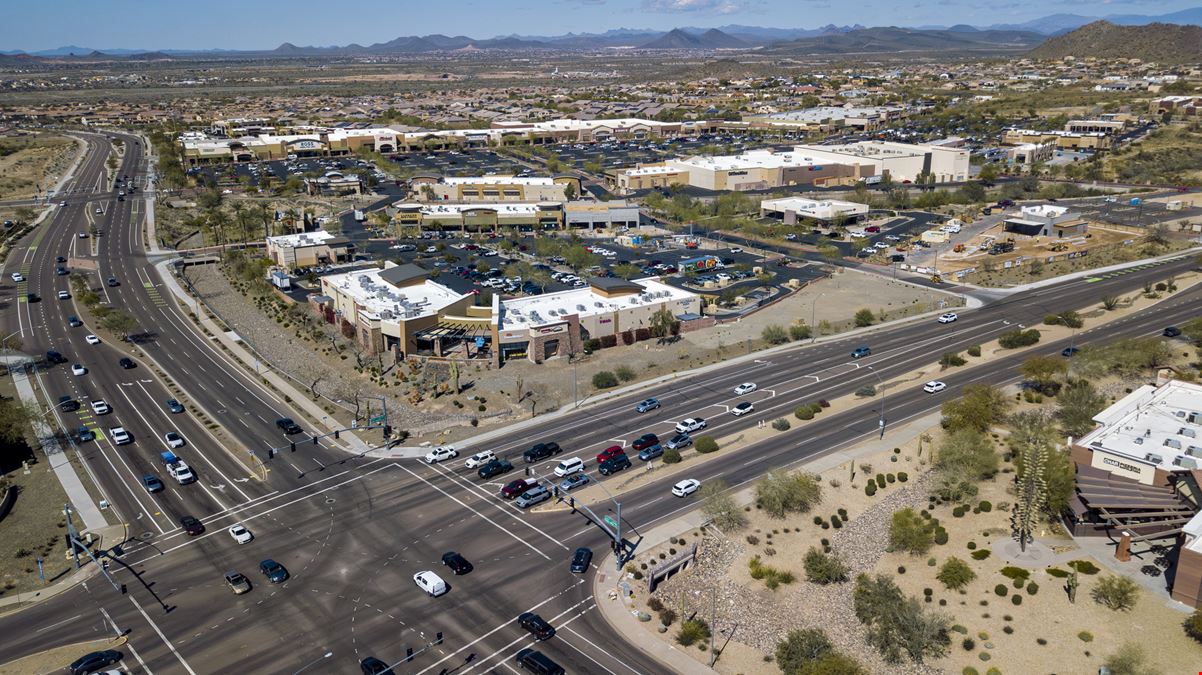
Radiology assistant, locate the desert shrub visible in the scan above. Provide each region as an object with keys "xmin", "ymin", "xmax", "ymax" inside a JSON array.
[
  {"xmin": 998, "ymin": 328, "xmax": 1041, "ymax": 349},
  {"xmin": 1185, "ymin": 608, "xmax": 1202, "ymax": 643},
  {"xmin": 937, "ymin": 557, "xmax": 976, "ymax": 591},
  {"xmin": 592, "ymin": 371, "xmax": 618, "ymax": 389},
  {"xmin": 853, "ymin": 574, "xmax": 951, "ymax": 663},
  {"xmin": 978, "ymin": 500, "xmax": 992, "ymax": 512},
  {"xmin": 1027, "ymin": 582, "xmax": 1039, "ymax": 596},
  {"xmin": 804, "ymin": 547, "xmax": 849, "ymax": 585},
  {"xmin": 971, "ymin": 549, "xmax": 991, "ymax": 560},
  {"xmin": 1092, "ymin": 575, "xmax": 1139, "ymax": 611},
  {"xmin": 994, "ymin": 584, "xmax": 1008, "ymax": 597},
  {"xmin": 749, "ymin": 556, "xmax": 795, "ymax": 590},
  {"xmin": 662, "ymin": 448, "xmax": 682, "ymax": 464},
  {"xmin": 755, "ymin": 469, "xmax": 822, "ymax": 518},
  {"xmin": 677, "ymin": 618, "xmax": 711, "ymax": 646},
  {"xmin": 898, "ymin": 472, "xmax": 909, "ymax": 482},
  {"xmin": 615, "ymin": 365, "xmax": 636, "ymax": 382},
  {"xmin": 1011, "ymin": 595, "xmax": 1022, "ymax": 606},
  {"xmin": 1078, "ymin": 631, "xmax": 1093, "ymax": 642},
  {"xmin": 1000, "ymin": 566, "xmax": 1030, "ymax": 581},
  {"xmin": 941, "ymin": 351, "xmax": 967, "ymax": 368},
  {"xmin": 934, "ymin": 528, "xmax": 949, "ymax": 545},
  {"xmin": 762, "ymin": 324, "xmax": 790, "ymax": 345},
  {"xmin": 1103, "ymin": 643, "xmax": 1155, "ymax": 675},
  {"xmin": 772, "ymin": 418, "xmax": 791, "ymax": 431},
  {"xmin": 695, "ymin": 436, "xmax": 719, "ymax": 454},
  {"xmin": 1068, "ymin": 560, "xmax": 1101, "ymax": 575},
  {"xmin": 866, "ymin": 482, "xmax": 877, "ymax": 496},
  {"xmin": 967, "ymin": 344, "xmax": 981, "ymax": 357},
  {"xmin": 889, "ymin": 508, "xmax": 935, "ymax": 555},
  {"xmin": 794, "ymin": 406, "xmax": 815, "ymax": 421}
]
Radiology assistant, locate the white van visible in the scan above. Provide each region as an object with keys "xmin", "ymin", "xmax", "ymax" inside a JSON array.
[
  {"xmin": 554, "ymin": 457, "xmax": 585, "ymax": 477},
  {"xmin": 413, "ymin": 571, "xmax": 448, "ymax": 597},
  {"xmin": 942, "ymin": 222, "xmax": 962, "ymax": 234}
]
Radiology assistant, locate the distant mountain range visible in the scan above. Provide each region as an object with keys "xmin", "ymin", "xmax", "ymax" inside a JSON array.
[
  {"xmin": 4, "ymin": 9, "xmax": 1202, "ymax": 58},
  {"xmin": 1027, "ymin": 20, "xmax": 1202, "ymax": 62}
]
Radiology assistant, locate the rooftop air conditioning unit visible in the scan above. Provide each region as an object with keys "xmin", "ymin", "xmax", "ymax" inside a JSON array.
[
  {"xmin": 1133, "ymin": 437, "xmax": 1144, "ymax": 445},
  {"xmin": 1144, "ymin": 452, "xmax": 1164, "ymax": 464},
  {"xmin": 1165, "ymin": 438, "xmax": 1183, "ymax": 450},
  {"xmin": 1181, "ymin": 428, "xmax": 1198, "ymax": 439}
]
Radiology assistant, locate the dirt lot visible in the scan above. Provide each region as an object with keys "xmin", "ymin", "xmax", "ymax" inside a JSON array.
[{"xmin": 0, "ymin": 134, "xmax": 78, "ymax": 202}]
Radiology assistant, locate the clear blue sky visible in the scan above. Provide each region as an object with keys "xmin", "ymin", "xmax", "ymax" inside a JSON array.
[{"xmin": 0, "ymin": 0, "xmax": 1193, "ymax": 51}]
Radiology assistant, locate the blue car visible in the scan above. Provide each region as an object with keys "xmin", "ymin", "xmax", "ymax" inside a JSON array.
[
  {"xmin": 559, "ymin": 473, "xmax": 590, "ymax": 492},
  {"xmin": 851, "ymin": 346, "xmax": 871, "ymax": 359},
  {"xmin": 635, "ymin": 397, "xmax": 660, "ymax": 413},
  {"xmin": 259, "ymin": 559, "xmax": 289, "ymax": 583},
  {"xmin": 638, "ymin": 444, "xmax": 664, "ymax": 461}
]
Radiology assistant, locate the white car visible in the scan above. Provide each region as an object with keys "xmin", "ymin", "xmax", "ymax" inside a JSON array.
[
  {"xmin": 729, "ymin": 247, "xmax": 743, "ymax": 253},
  {"xmin": 85, "ymin": 334, "xmax": 101, "ymax": 345},
  {"xmin": 10, "ymin": 273, "xmax": 23, "ymax": 283},
  {"xmin": 424, "ymin": 446, "xmax": 458, "ymax": 464},
  {"xmin": 90, "ymin": 399, "xmax": 111, "ymax": 415},
  {"xmin": 71, "ymin": 363, "xmax": 87, "ymax": 376},
  {"xmin": 424, "ymin": 246, "xmax": 437, "ymax": 253},
  {"xmin": 672, "ymin": 479, "xmax": 701, "ymax": 498},
  {"xmin": 731, "ymin": 401, "xmax": 754, "ymax": 417},
  {"xmin": 923, "ymin": 381, "xmax": 947, "ymax": 394},
  {"xmin": 938, "ymin": 313, "xmax": 958, "ymax": 324},
  {"xmin": 675, "ymin": 418, "xmax": 707, "ymax": 434},
  {"xmin": 413, "ymin": 570, "xmax": 448, "ymax": 597},
  {"xmin": 734, "ymin": 382, "xmax": 757, "ymax": 396},
  {"xmin": 228, "ymin": 524, "xmax": 253, "ymax": 544},
  {"xmin": 57, "ymin": 290, "xmax": 70, "ymax": 300},
  {"xmin": 464, "ymin": 450, "xmax": 496, "ymax": 468},
  {"xmin": 110, "ymin": 426, "xmax": 131, "ymax": 445},
  {"xmin": 164, "ymin": 431, "xmax": 185, "ymax": 448}
]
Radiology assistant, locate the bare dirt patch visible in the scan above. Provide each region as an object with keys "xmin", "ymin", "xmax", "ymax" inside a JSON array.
[{"xmin": 0, "ymin": 134, "xmax": 78, "ymax": 201}]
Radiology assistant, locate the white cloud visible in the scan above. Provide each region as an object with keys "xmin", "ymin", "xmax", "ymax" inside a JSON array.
[{"xmin": 642, "ymin": 0, "xmax": 748, "ymax": 14}]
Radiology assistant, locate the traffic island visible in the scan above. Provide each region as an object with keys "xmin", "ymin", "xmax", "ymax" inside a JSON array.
[{"xmin": 0, "ymin": 637, "xmax": 126, "ymax": 675}]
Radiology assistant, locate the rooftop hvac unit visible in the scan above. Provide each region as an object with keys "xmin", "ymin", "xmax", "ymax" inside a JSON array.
[
  {"xmin": 576, "ymin": 304, "xmax": 586, "ymax": 311},
  {"xmin": 1181, "ymin": 427, "xmax": 1198, "ymax": 439},
  {"xmin": 1187, "ymin": 445, "xmax": 1202, "ymax": 459},
  {"xmin": 1133, "ymin": 437, "xmax": 1144, "ymax": 445},
  {"xmin": 1165, "ymin": 438, "xmax": 1183, "ymax": 450},
  {"xmin": 594, "ymin": 302, "xmax": 604, "ymax": 308},
  {"xmin": 1144, "ymin": 452, "xmax": 1164, "ymax": 464},
  {"xmin": 1174, "ymin": 456, "xmax": 1202, "ymax": 470},
  {"xmin": 1188, "ymin": 411, "xmax": 1202, "ymax": 425}
]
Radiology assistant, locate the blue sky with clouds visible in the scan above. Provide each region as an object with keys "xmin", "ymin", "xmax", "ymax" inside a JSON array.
[{"xmin": 0, "ymin": 0, "xmax": 1194, "ymax": 51}]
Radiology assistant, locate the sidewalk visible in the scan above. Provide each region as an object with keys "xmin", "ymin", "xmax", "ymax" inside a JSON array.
[
  {"xmin": 153, "ymin": 260, "xmax": 372, "ymax": 455},
  {"xmin": 7, "ymin": 360, "xmax": 108, "ymax": 532}
]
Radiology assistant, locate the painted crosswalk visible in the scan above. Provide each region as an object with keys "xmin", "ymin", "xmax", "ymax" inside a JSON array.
[{"xmin": 143, "ymin": 281, "xmax": 167, "ymax": 307}]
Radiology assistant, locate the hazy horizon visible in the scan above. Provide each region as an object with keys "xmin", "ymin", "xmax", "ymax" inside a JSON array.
[{"xmin": 0, "ymin": 0, "xmax": 1196, "ymax": 52}]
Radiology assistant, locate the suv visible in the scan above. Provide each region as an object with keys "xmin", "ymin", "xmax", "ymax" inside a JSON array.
[
  {"xmin": 515, "ymin": 485, "xmax": 551, "ymax": 509},
  {"xmin": 598, "ymin": 454, "xmax": 632, "ymax": 476},
  {"xmin": 276, "ymin": 417, "xmax": 302, "ymax": 434},
  {"xmin": 665, "ymin": 433, "xmax": 692, "ymax": 450},
  {"xmin": 595, "ymin": 445, "xmax": 626, "ymax": 464},
  {"xmin": 501, "ymin": 478, "xmax": 537, "ymax": 499},
  {"xmin": 635, "ymin": 397, "xmax": 660, "ymax": 413},
  {"xmin": 477, "ymin": 459, "xmax": 514, "ymax": 479},
  {"xmin": 514, "ymin": 649, "xmax": 565, "ymax": 675},
  {"xmin": 424, "ymin": 446, "xmax": 458, "ymax": 464},
  {"xmin": 58, "ymin": 395, "xmax": 80, "ymax": 412},
  {"xmin": 141, "ymin": 474, "xmax": 164, "ymax": 493},
  {"xmin": 631, "ymin": 433, "xmax": 659, "ymax": 452},
  {"xmin": 518, "ymin": 612, "xmax": 556, "ymax": 640},
  {"xmin": 523, "ymin": 442, "xmax": 561, "ymax": 463},
  {"xmin": 180, "ymin": 515, "xmax": 205, "ymax": 536},
  {"xmin": 570, "ymin": 547, "xmax": 593, "ymax": 573}
]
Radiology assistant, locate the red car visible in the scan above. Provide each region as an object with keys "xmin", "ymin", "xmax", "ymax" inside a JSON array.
[
  {"xmin": 631, "ymin": 434, "xmax": 659, "ymax": 452},
  {"xmin": 596, "ymin": 445, "xmax": 626, "ymax": 464},
  {"xmin": 865, "ymin": 226, "xmax": 880, "ymax": 233},
  {"xmin": 501, "ymin": 478, "xmax": 536, "ymax": 499}
]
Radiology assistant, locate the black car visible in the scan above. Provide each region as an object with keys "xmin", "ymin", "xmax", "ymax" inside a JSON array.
[
  {"xmin": 56, "ymin": 266, "xmax": 68, "ymax": 275},
  {"xmin": 570, "ymin": 547, "xmax": 593, "ymax": 573},
  {"xmin": 276, "ymin": 417, "xmax": 303, "ymax": 434},
  {"xmin": 360, "ymin": 657, "xmax": 395, "ymax": 675},
  {"xmin": 67, "ymin": 315, "xmax": 82, "ymax": 327},
  {"xmin": 26, "ymin": 293, "xmax": 39, "ymax": 302},
  {"xmin": 118, "ymin": 357, "xmax": 136, "ymax": 369},
  {"xmin": 598, "ymin": 454, "xmax": 632, "ymax": 476},
  {"xmin": 58, "ymin": 395, "xmax": 80, "ymax": 412},
  {"xmin": 106, "ymin": 277, "xmax": 119, "ymax": 287},
  {"xmin": 477, "ymin": 458, "xmax": 515, "ymax": 479},
  {"xmin": 56, "ymin": 256, "xmax": 67, "ymax": 263},
  {"xmin": 441, "ymin": 551, "xmax": 473, "ymax": 575},
  {"xmin": 69, "ymin": 650, "xmax": 123, "ymax": 675},
  {"xmin": 518, "ymin": 612, "xmax": 556, "ymax": 640},
  {"xmin": 523, "ymin": 441, "xmax": 562, "ymax": 463},
  {"xmin": 1061, "ymin": 346, "xmax": 1079, "ymax": 358},
  {"xmin": 46, "ymin": 350, "xmax": 67, "ymax": 364},
  {"xmin": 515, "ymin": 648, "xmax": 564, "ymax": 675},
  {"xmin": 1164, "ymin": 326, "xmax": 1183, "ymax": 338},
  {"xmin": 180, "ymin": 515, "xmax": 204, "ymax": 536}
]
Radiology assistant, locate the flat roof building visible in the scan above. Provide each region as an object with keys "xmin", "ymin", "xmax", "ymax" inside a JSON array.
[
  {"xmin": 759, "ymin": 197, "xmax": 870, "ymax": 224},
  {"xmin": 789, "ymin": 141, "xmax": 971, "ymax": 184},
  {"xmin": 305, "ymin": 171, "xmax": 363, "ymax": 196},
  {"xmin": 744, "ymin": 105, "xmax": 908, "ymax": 132},
  {"xmin": 265, "ymin": 230, "xmax": 354, "ymax": 269},
  {"xmin": 409, "ymin": 175, "xmax": 580, "ymax": 203},
  {"xmin": 616, "ymin": 148, "xmax": 866, "ymax": 193},
  {"xmin": 1003, "ymin": 204, "xmax": 1088, "ymax": 239},
  {"xmin": 392, "ymin": 201, "xmax": 565, "ymax": 233},
  {"xmin": 1001, "ymin": 128, "xmax": 1111, "ymax": 150}
]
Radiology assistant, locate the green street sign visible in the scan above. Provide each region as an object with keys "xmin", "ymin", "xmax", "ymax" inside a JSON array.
[
  {"xmin": 603, "ymin": 515, "xmax": 618, "ymax": 530},
  {"xmin": 369, "ymin": 415, "xmax": 386, "ymax": 425}
]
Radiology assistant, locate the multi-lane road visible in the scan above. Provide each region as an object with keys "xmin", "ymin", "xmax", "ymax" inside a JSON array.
[{"xmin": 0, "ymin": 131, "xmax": 1199, "ymax": 675}]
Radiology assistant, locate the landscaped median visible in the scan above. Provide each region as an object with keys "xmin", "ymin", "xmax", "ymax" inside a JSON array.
[{"xmin": 0, "ymin": 637, "xmax": 125, "ymax": 675}]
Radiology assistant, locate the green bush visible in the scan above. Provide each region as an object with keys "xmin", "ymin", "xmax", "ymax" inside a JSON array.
[
  {"xmin": 592, "ymin": 371, "xmax": 619, "ymax": 388},
  {"xmin": 941, "ymin": 351, "xmax": 967, "ymax": 368},
  {"xmin": 762, "ymin": 324, "xmax": 790, "ymax": 345},
  {"xmin": 995, "ymin": 584, "xmax": 1008, "ymax": 597},
  {"xmin": 999, "ymin": 329, "xmax": 1041, "ymax": 349},
  {"xmin": 898, "ymin": 472, "xmax": 909, "ymax": 482},
  {"xmin": 1027, "ymin": 582, "xmax": 1039, "ymax": 596},
  {"xmin": 866, "ymin": 483, "xmax": 877, "ymax": 496},
  {"xmin": 788, "ymin": 323, "xmax": 812, "ymax": 341},
  {"xmin": 978, "ymin": 500, "xmax": 992, "ymax": 512},
  {"xmin": 1091, "ymin": 575, "xmax": 1139, "ymax": 611},
  {"xmin": 1011, "ymin": 595, "xmax": 1023, "ymax": 606},
  {"xmin": 803, "ymin": 547, "xmax": 849, "ymax": 585},
  {"xmin": 1069, "ymin": 560, "xmax": 1101, "ymax": 575},
  {"xmin": 854, "ymin": 308, "xmax": 875, "ymax": 327},
  {"xmin": 962, "ymin": 637, "xmax": 976, "ymax": 651},
  {"xmin": 1046, "ymin": 567, "xmax": 1069, "ymax": 578},
  {"xmin": 886, "ymin": 473, "xmax": 896, "ymax": 484},
  {"xmin": 875, "ymin": 474, "xmax": 886, "ymax": 488},
  {"xmin": 967, "ymin": 344, "xmax": 982, "ymax": 357},
  {"xmin": 662, "ymin": 448, "xmax": 682, "ymax": 464},
  {"xmin": 677, "ymin": 618, "xmax": 711, "ymax": 646},
  {"xmin": 771, "ymin": 418, "xmax": 791, "ymax": 431},
  {"xmin": 889, "ymin": 508, "xmax": 936, "ymax": 555},
  {"xmin": 695, "ymin": 436, "xmax": 719, "ymax": 454},
  {"xmin": 831, "ymin": 515, "xmax": 843, "ymax": 528},
  {"xmin": 937, "ymin": 557, "xmax": 977, "ymax": 591},
  {"xmin": 615, "ymin": 365, "xmax": 636, "ymax": 382},
  {"xmin": 934, "ymin": 528, "xmax": 949, "ymax": 545},
  {"xmin": 583, "ymin": 338, "xmax": 601, "ymax": 354},
  {"xmin": 1000, "ymin": 566, "xmax": 1030, "ymax": 581},
  {"xmin": 971, "ymin": 549, "xmax": 991, "ymax": 560},
  {"xmin": 1078, "ymin": 631, "xmax": 1093, "ymax": 642},
  {"xmin": 794, "ymin": 406, "xmax": 815, "ymax": 421},
  {"xmin": 749, "ymin": 556, "xmax": 796, "ymax": 590},
  {"xmin": 1185, "ymin": 608, "xmax": 1202, "ymax": 643}
]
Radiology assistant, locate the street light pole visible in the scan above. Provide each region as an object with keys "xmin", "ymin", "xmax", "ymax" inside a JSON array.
[
  {"xmin": 868, "ymin": 366, "xmax": 886, "ymax": 439},
  {"xmin": 810, "ymin": 292, "xmax": 825, "ymax": 344}
]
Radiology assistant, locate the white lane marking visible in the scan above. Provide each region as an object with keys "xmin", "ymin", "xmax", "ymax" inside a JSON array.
[
  {"xmin": 101, "ymin": 607, "xmax": 152, "ymax": 674},
  {"xmin": 128, "ymin": 593, "xmax": 196, "ymax": 675}
]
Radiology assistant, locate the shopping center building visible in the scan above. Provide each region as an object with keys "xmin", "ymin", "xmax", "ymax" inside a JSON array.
[{"xmin": 409, "ymin": 175, "xmax": 581, "ymax": 203}]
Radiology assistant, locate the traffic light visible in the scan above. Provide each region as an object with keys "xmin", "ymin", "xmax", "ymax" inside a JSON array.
[
  {"xmin": 289, "ymin": 441, "xmax": 296, "ymax": 452},
  {"xmin": 524, "ymin": 466, "xmax": 530, "ymax": 477},
  {"xmin": 312, "ymin": 436, "xmax": 319, "ymax": 445},
  {"xmin": 405, "ymin": 647, "xmax": 414, "ymax": 662},
  {"xmin": 333, "ymin": 429, "xmax": 340, "ymax": 439},
  {"xmin": 435, "ymin": 631, "xmax": 443, "ymax": 645},
  {"xmin": 383, "ymin": 425, "xmax": 392, "ymax": 439},
  {"xmin": 268, "ymin": 448, "xmax": 276, "ymax": 458}
]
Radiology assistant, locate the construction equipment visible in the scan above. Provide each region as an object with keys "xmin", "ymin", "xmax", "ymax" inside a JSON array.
[{"xmin": 930, "ymin": 274, "xmax": 943, "ymax": 284}]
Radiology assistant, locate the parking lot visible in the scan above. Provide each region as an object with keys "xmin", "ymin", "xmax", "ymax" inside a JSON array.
[
  {"xmin": 386, "ymin": 148, "xmax": 532, "ymax": 178},
  {"xmin": 188, "ymin": 157, "xmax": 407, "ymax": 198}
]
